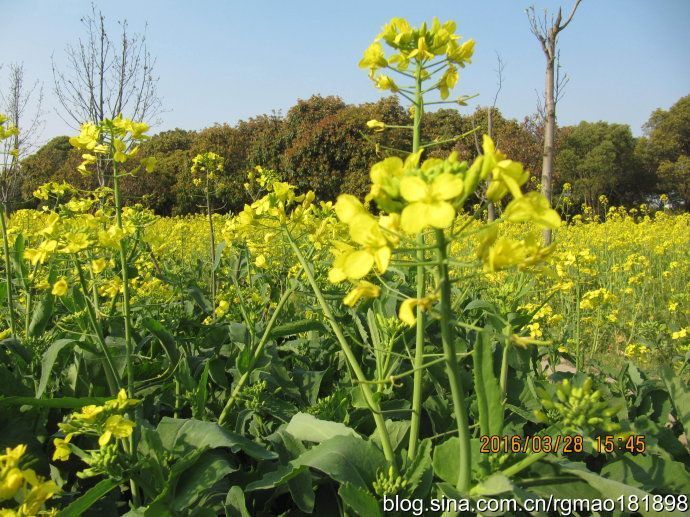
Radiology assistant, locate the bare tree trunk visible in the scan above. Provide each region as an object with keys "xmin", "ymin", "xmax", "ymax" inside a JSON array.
[
  {"xmin": 528, "ymin": 0, "xmax": 582, "ymax": 244},
  {"xmin": 541, "ymin": 53, "xmax": 556, "ymax": 243}
]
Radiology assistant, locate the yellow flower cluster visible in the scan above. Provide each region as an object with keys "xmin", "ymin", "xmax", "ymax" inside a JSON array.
[
  {"xmin": 53, "ymin": 389, "xmax": 139, "ymax": 464},
  {"xmin": 359, "ymin": 17, "xmax": 474, "ymax": 101},
  {"xmin": 70, "ymin": 115, "xmax": 155, "ymax": 176},
  {"xmin": 0, "ymin": 445, "xmax": 58, "ymax": 516}
]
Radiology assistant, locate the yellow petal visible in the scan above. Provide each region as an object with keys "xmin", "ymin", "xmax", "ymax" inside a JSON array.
[
  {"xmin": 504, "ymin": 192, "xmax": 561, "ymax": 229},
  {"xmin": 342, "ymin": 250, "xmax": 374, "ymax": 280},
  {"xmin": 431, "ymin": 173, "xmax": 463, "ymax": 201},
  {"xmin": 400, "ymin": 203, "xmax": 428, "ymax": 234},
  {"xmin": 373, "ymin": 246, "xmax": 391, "ymax": 273},
  {"xmin": 399, "ymin": 298, "xmax": 418, "ymax": 326},
  {"xmin": 426, "ymin": 201, "xmax": 456, "ymax": 229},
  {"xmin": 335, "ymin": 194, "xmax": 366, "ymax": 224},
  {"xmin": 399, "ymin": 176, "xmax": 429, "ymax": 202}
]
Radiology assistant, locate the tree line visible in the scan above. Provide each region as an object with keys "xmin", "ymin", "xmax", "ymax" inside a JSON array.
[{"xmin": 17, "ymin": 93, "xmax": 689, "ymax": 215}]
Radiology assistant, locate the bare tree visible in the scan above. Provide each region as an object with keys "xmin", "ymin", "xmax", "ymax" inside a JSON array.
[
  {"xmin": 1, "ymin": 63, "xmax": 44, "ymax": 209},
  {"xmin": 52, "ymin": 4, "xmax": 162, "ymax": 185},
  {"xmin": 527, "ymin": 0, "xmax": 582, "ymax": 244}
]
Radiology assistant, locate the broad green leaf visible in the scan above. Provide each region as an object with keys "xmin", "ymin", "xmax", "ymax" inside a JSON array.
[
  {"xmin": 245, "ymin": 464, "xmax": 306, "ymax": 491},
  {"xmin": 57, "ymin": 478, "xmax": 120, "ymax": 517},
  {"xmin": 555, "ymin": 459, "xmax": 665, "ymax": 517},
  {"xmin": 601, "ymin": 455, "xmax": 690, "ymax": 494},
  {"xmin": 371, "ymin": 419, "xmax": 410, "ymax": 453},
  {"xmin": 172, "ymin": 451, "xmax": 236, "ymax": 512},
  {"xmin": 338, "ymin": 482, "xmax": 382, "ymax": 517},
  {"xmin": 474, "ymin": 331, "xmax": 503, "ymax": 436},
  {"xmin": 28, "ymin": 291, "xmax": 54, "ymax": 338},
  {"xmin": 285, "ymin": 412, "xmax": 359, "ymax": 443},
  {"xmin": 292, "ymin": 435, "xmax": 386, "ymax": 489},
  {"xmin": 661, "ymin": 367, "xmax": 690, "ymax": 434},
  {"xmin": 156, "ymin": 417, "xmax": 276, "ymax": 460},
  {"xmin": 37, "ymin": 339, "xmax": 75, "ymax": 398},
  {"xmin": 470, "ymin": 474, "xmax": 514, "ymax": 496},
  {"xmin": 224, "ymin": 486, "xmax": 251, "ymax": 517},
  {"xmin": 433, "ymin": 437, "xmax": 460, "ymax": 485}
]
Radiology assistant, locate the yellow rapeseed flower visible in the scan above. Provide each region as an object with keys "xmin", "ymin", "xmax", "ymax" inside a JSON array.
[{"xmin": 399, "ymin": 173, "xmax": 463, "ymax": 233}]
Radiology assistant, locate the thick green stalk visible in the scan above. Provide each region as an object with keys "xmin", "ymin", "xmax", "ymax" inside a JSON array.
[
  {"xmin": 286, "ymin": 231, "xmax": 398, "ymax": 470},
  {"xmin": 436, "ymin": 230, "xmax": 471, "ymax": 492},
  {"xmin": 111, "ymin": 160, "xmax": 133, "ymax": 397},
  {"xmin": 206, "ymin": 182, "xmax": 216, "ymax": 316},
  {"xmin": 408, "ymin": 61, "xmax": 426, "ymax": 460},
  {"xmin": 218, "ymin": 286, "xmax": 294, "ymax": 425},
  {"xmin": 499, "ymin": 341, "xmax": 510, "ymax": 399},
  {"xmin": 74, "ymin": 259, "xmax": 120, "ymax": 393},
  {"xmin": 111, "ymin": 150, "xmax": 140, "ymax": 508},
  {"xmin": 0, "ymin": 206, "xmax": 17, "ymax": 339}
]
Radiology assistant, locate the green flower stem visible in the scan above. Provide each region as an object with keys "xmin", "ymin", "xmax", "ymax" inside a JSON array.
[
  {"xmin": 111, "ymin": 149, "xmax": 141, "ymax": 508},
  {"xmin": 500, "ymin": 341, "xmax": 510, "ymax": 399},
  {"xmin": 74, "ymin": 259, "xmax": 120, "ymax": 394},
  {"xmin": 286, "ymin": 230, "xmax": 398, "ymax": 471},
  {"xmin": 436, "ymin": 229, "xmax": 472, "ymax": 492},
  {"xmin": 218, "ymin": 285, "xmax": 295, "ymax": 425},
  {"xmin": 111, "ymin": 159, "xmax": 134, "ymax": 397},
  {"xmin": 23, "ymin": 263, "xmax": 37, "ymax": 338},
  {"xmin": 0, "ymin": 206, "xmax": 17, "ymax": 339},
  {"xmin": 408, "ymin": 60, "xmax": 426, "ymax": 461},
  {"xmin": 500, "ymin": 451, "xmax": 548, "ymax": 479},
  {"xmin": 206, "ymin": 180, "xmax": 216, "ymax": 316}
]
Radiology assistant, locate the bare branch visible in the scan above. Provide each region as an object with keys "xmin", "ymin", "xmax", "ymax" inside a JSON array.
[{"xmin": 559, "ymin": 0, "xmax": 583, "ymax": 32}]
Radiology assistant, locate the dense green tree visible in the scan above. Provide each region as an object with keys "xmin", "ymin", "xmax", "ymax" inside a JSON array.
[
  {"xmin": 638, "ymin": 95, "xmax": 690, "ymax": 208},
  {"xmin": 555, "ymin": 121, "xmax": 642, "ymax": 207}
]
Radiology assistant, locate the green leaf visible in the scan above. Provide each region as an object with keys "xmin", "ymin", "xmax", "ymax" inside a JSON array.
[
  {"xmin": 270, "ymin": 319, "xmax": 325, "ymax": 339},
  {"xmin": 28, "ymin": 290, "xmax": 54, "ymax": 338},
  {"xmin": 474, "ymin": 331, "xmax": 503, "ymax": 436},
  {"xmin": 371, "ymin": 419, "xmax": 409, "ymax": 453},
  {"xmin": 338, "ymin": 482, "xmax": 382, "ymax": 517},
  {"xmin": 433, "ymin": 437, "xmax": 459, "ymax": 485},
  {"xmin": 245, "ymin": 464, "xmax": 306, "ymax": 491},
  {"xmin": 57, "ymin": 478, "xmax": 121, "ymax": 517},
  {"xmin": 661, "ymin": 366, "xmax": 690, "ymax": 435},
  {"xmin": 470, "ymin": 474, "xmax": 514, "ymax": 496},
  {"xmin": 0, "ymin": 338, "xmax": 31, "ymax": 366},
  {"xmin": 213, "ymin": 242, "xmax": 226, "ymax": 271},
  {"xmin": 193, "ymin": 361, "xmax": 210, "ymax": 419},
  {"xmin": 188, "ymin": 284, "xmax": 212, "ymax": 313},
  {"xmin": 171, "ymin": 451, "xmax": 237, "ymax": 512},
  {"xmin": 601, "ymin": 455, "xmax": 690, "ymax": 494},
  {"xmin": 235, "ymin": 345, "xmax": 251, "ymax": 375},
  {"xmin": 224, "ymin": 486, "xmax": 251, "ymax": 517},
  {"xmin": 142, "ymin": 318, "xmax": 181, "ymax": 363},
  {"xmin": 156, "ymin": 417, "xmax": 276, "ymax": 460},
  {"xmin": 292, "ymin": 435, "xmax": 386, "ymax": 489},
  {"xmin": 404, "ymin": 438, "xmax": 432, "ymax": 496},
  {"xmin": 10, "ymin": 233, "xmax": 27, "ymax": 283},
  {"xmin": 285, "ymin": 412, "xmax": 359, "ymax": 443},
  {"xmin": 36, "ymin": 339, "xmax": 75, "ymax": 398},
  {"xmin": 555, "ymin": 459, "xmax": 664, "ymax": 517}
]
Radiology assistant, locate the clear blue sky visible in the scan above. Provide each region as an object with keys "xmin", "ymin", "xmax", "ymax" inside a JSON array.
[{"xmin": 2, "ymin": 0, "xmax": 689, "ymax": 143}]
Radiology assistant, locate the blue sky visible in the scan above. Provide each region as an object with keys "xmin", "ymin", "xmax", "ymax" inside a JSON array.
[{"xmin": 2, "ymin": 0, "xmax": 689, "ymax": 143}]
